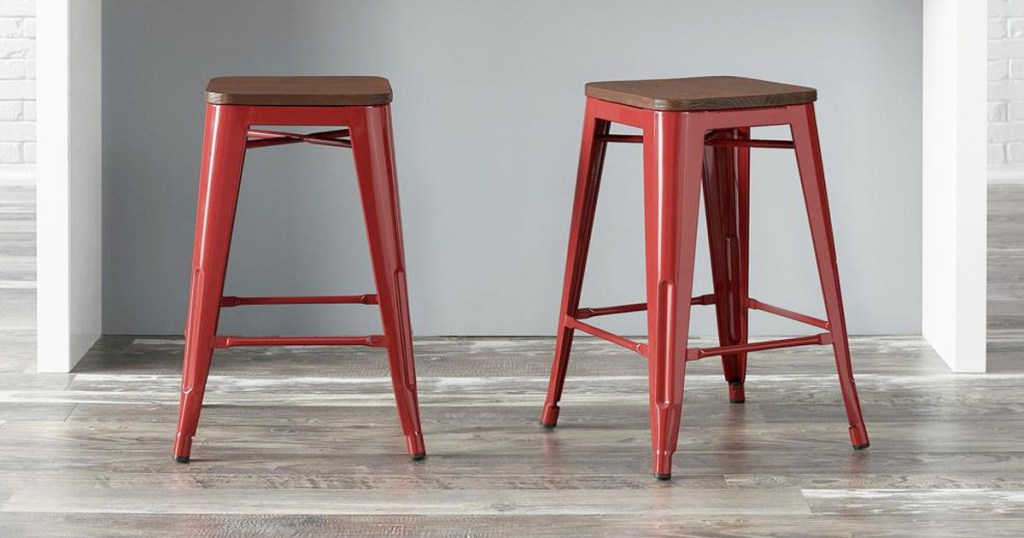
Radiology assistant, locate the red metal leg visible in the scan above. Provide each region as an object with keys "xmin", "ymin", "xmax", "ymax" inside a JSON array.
[
  {"xmin": 702, "ymin": 128, "xmax": 751, "ymax": 403},
  {"xmin": 541, "ymin": 103, "xmax": 611, "ymax": 428},
  {"xmin": 174, "ymin": 103, "xmax": 250, "ymax": 462},
  {"xmin": 643, "ymin": 111, "xmax": 705, "ymax": 479},
  {"xmin": 789, "ymin": 104, "xmax": 870, "ymax": 450},
  {"xmin": 350, "ymin": 105, "xmax": 426, "ymax": 459}
]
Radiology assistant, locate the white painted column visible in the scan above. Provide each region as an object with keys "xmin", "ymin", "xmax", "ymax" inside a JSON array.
[
  {"xmin": 922, "ymin": 0, "xmax": 988, "ymax": 372},
  {"xmin": 36, "ymin": 0, "xmax": 102, "ymax": 373}
]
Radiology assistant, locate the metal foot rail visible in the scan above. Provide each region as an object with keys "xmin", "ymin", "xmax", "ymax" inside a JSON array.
[
  {"xmin": 566, "ymin": 295, "xmax": 832, "ymax": 360},
  {"xmin": 564, "ymin": 317, "xmax": 648, "ymax": 356},
  {"xmin": 214, "ymin": 335, "xmax": 387, "ymax": 349},
  {"xmin": 686, "ymin": 333, "xmax": 832, "ymax": 361},
  {"xmin": 221, "ymin": 294, "xmax": 378, "ymax": 307}
]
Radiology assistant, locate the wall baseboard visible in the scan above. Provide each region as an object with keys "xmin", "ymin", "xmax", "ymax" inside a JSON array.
[
  {"xmin": 0, "ymin": 172, "xmax": 35, "ymax": 186},
  {"xmin": 989, "ymin": 168, "xmax": 1024, "ymax": 185}
]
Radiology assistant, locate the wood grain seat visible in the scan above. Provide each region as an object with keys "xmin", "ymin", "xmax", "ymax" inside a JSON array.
[
  {"xmin": 585, "ymin": 76, "xmax": 817, "ymax": 111},
  {"xmin": 205, "ymin": 76, "xmax": 392, "ymax": 106}
]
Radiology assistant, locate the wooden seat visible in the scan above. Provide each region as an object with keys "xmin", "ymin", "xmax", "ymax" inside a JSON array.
[
  {"xmin": 205, "ymin": 76, "xmax": 392, "ymax": 106},
  {"xmin": 585, "ymin": 76, "xmax": 816, "ymax": 111}
]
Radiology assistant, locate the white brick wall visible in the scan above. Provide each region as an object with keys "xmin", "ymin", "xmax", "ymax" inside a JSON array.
[
  {"xmin": 989, "ymin": 0, "xmax": 1024, "ymax": 179},
  {"xmin": 0, "ymin": 0, "xmax": 34, "ymax": 180}
]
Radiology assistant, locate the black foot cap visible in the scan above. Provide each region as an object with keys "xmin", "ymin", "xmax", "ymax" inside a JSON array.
[
  {"xmin": 728, "ymin": 383, "xmax": 745, "ymax": 404},
  {"xmin": 853, "ymin": 443, "xmax": 870, "ymax": 451},
  {"xmin": 174, "ymin": 456, "xmax": 190, "ymax": 464},
  {"xmin": 410, "ymin": 453, "xmax": 426, "ymax": 461},
  {"xmin": 541, "ymin": 421, "xmax": 557, "ymax": 430},
  {"xmin": 655, "ymin": 473, "xmax": 671, "ymax": 481}
]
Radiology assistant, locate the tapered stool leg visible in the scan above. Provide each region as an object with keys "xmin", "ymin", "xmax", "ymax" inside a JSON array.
[
  {"xmin": 790, "ymin": 104, "xmax": 870, "ymax": 449},
  {"xmin": 174, "ymin": 104, "xmax": 250, "ymax": 462},
  {"xmin": 350, "ymin": 105, "xmax": 426, "ymax": 459},
  {"xmin": 643, "ymin": 112, "xmax": 705, "ymax": 479},
  {"xmin": 703, "ymin": 128, "xmax": 751, "ymax": 403},
  {"xmin": 541, "ymin": 104, "xmax": 611, "ymax": 427}
]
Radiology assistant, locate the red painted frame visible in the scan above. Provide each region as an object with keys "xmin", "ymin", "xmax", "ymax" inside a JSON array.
[
  {"xmin": 541, "ymin": 97, "xmax": 870, "ymax": 479},
  {"xmin": 173, "ymin": 103, "xmax": 425, "ymax": 463}
]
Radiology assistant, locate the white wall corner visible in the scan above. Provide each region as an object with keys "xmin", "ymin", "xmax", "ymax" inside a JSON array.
[
  {"xmin": 36, "ymin": 0, "xmax": 103, "ymax": 373},
  {"xmin": 922, "ymin": 0, "xmax": 987, "ymax": 373}
]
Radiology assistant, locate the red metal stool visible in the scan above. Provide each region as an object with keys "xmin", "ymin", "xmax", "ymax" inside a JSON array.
[
  {"xmin": 540, "ymin": 76, "xmax": 869, "ymax": 479},
  {"xmin": 173, "ymin": 76, "xmax": 425, "ymax": 462}
]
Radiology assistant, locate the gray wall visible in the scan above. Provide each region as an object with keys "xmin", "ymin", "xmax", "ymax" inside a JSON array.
[{"xmin": 102, "ymin": 0, "xmax": 923, "ymax": 337}]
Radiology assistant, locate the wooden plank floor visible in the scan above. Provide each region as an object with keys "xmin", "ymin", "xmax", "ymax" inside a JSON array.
[{"xmin": 0, "ymin": 184, "xmax": 1019, "ymax": 536}]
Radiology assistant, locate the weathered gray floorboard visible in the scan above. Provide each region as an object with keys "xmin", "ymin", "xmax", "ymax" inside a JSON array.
[
  {"xmin": 1, "ymin": 513, "xmax": 1020, "ymax": 538},
  {"xmin": 0, "ymin": 184, "xmax": 1021, "ymax": 535},
  {"xmin": 2, "ymin": 488, "xmax": 814, "ymax": 516}
]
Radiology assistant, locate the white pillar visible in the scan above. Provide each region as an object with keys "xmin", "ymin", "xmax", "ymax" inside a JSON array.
[
  {"xmin": 36, "ymin": 0, "xmax": 103, "ymax": 372},
  {"xmin": 922, "ymin": 0, "xmax": 988, "ymax": 372}
]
